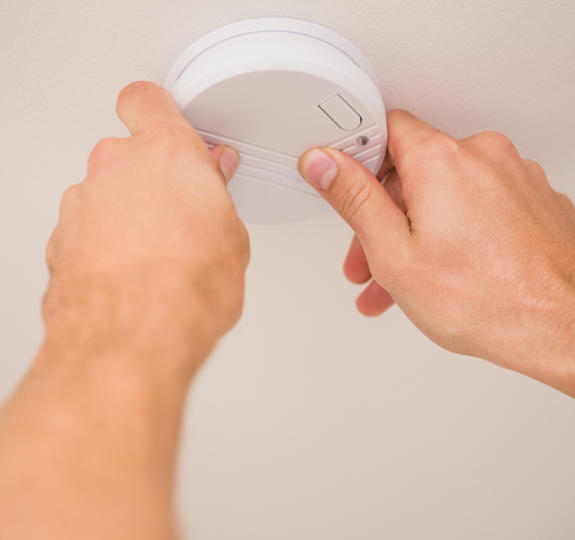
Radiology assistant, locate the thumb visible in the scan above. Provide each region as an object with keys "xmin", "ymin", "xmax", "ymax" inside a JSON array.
[
  {"xmin": 209, "ymin": 145, "xmax": 240, "ymax": 183},
  {"xmin": 298, "ymin": 147, "xmax": 411, "ymax": 256}
]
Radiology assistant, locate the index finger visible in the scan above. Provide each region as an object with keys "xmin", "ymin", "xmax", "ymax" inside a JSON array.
[
  {"xmin": 115, "ymin": 81, "xmax": 192, "ymax": 136},
  {"xmin": 386, "ymin": 109, "xmax": 439, "ymax": 173}
]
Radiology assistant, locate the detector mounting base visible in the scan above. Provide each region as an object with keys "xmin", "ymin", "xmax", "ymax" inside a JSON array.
[{"xmin": 165, "ymin": 17, "xmax": 387, "ymax": 223}]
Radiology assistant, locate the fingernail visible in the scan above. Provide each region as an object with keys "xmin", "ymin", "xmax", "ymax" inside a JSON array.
[
  {"xmin": 300, "ymin": 148, "xmax": 338, "ymax": 190},
  {"xmin": 220, "ymin": 148, "xmax": 240, "ymax": 182}
]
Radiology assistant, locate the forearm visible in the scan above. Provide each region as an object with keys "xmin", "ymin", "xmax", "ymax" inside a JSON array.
[
  {"xmin": 0, "ymin": 275, "xmax": 213, "ymax": 540},
  {"xmin": 0, "ymin": 81, "xmax": 247, "ymax": 539},
  {"xmin": 484, "ymin": 276, "xmax": 575, "ymax": 397}
]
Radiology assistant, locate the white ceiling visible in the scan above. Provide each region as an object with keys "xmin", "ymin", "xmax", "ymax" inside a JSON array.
[{"xmin": 1, "ymin": 1, "xmax": 575, "ymax": 538}]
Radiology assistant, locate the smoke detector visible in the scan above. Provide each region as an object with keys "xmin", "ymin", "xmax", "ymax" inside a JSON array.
[{"xmin": 165, "ymin": 17, "xmax": 387, "ymax": 223}]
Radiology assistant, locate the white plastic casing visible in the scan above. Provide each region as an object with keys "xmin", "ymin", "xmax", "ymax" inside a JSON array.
[{"xmin": 165, "ymin": 17, "xmax": 387, "ymax": 223}]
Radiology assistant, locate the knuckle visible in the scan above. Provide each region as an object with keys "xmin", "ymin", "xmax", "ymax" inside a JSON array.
[
  {"xmin": 88, "ymin": 137, "xmax": 122, "ymax": 169},
  {"xmin": 44, "ymin": 226, "xmax": 66, "ymax": 273},
  {"xmin": 338, "ymin": 180, "xmax": 372, "ymax": 224},
  {"xmin": 422, "ymin": 131, "xmax": 464, "ymax": 161},
  {"xmin": 431, "ymin": 132, "xmax": 461, "ymax": 154},
  {"xmin": 207, "ymin": 212, "xmax": 249, "ymax": 267},
  {"xmin": 59, "ymin": 183, "xmax": 82, "ymax": 213},
  {"xmin": 44, "ymin": 233, "xmax": 57, "ymax": 269},
  {"xmin": 229, "ymin": 218, "xmax": 250, "ymax": 259},
  {"xmin": 41, "ymin": 283, "xmax": 66, "ymax": 323},
  {"xmin": 523, "ymin": 158, "xmax": 545, "ymax": 177},
  {"xmin": 235, "ymin": 220, "xmax": 251, "ymax": 267},
  {"xmin": 477, "ymin": 131, "xmax": 519, "ymax": 158}
]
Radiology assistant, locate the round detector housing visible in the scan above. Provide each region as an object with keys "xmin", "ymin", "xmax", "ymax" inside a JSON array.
[{"xmin": 165, "ymin": 17, "xmax": 387, "ymax": 223}]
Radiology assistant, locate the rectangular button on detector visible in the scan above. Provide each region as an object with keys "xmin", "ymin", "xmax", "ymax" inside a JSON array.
[{"xmin": 319, "ymin": 94, "xmax": 362, "ymax": 131}]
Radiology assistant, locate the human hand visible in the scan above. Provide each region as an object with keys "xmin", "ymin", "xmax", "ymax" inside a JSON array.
[
  {"xmin": 1, "ymin": 81, "xmax": 249, "ymax": 540},
  {"xmin": 43, "ymin": 82, "xmax": 249, "ymax": 372},
  {"xmin": 299, "ymin": 110, "xmax": 575, "ymax": 395}
]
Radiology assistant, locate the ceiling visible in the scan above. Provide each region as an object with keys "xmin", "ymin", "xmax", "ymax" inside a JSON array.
[{"xmin": 1, "ymin": 1, "xmax": 575, "ymax": 538}]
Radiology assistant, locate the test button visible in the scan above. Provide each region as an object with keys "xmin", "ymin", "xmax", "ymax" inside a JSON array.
[{"xmin": 318, "ymin": 94, "xmax": 362, "ymax": 131}]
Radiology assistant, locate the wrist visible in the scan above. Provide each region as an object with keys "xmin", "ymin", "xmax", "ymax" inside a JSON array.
[
  {"xmin": 540, "ymin": 279, "xmax": 575, "ymax": 395},
  {"xmin": 41, "ymin": 262, "xmax": 219, "ymax": 379},
  {"xmin": 489, "ymin": 276, "xmax": 575, "ymax": 396}
]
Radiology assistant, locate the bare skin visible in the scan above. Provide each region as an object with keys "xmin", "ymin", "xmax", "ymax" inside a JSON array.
[
  {"xmin": 298, "ymin": 114, "xmax": 575, "ymax": 394},
  {"xmin": 0, "ymin": 81, "xmax": 573, "ymax": 539},
  {"xmin": 0, "ymin": 82, "xmax": 249, "ymax": 540}
]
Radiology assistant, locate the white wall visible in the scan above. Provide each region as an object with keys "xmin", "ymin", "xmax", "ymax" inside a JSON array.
[{"xmin": 1, "ymin": 1, "xmax": 574, "ymax": 538}]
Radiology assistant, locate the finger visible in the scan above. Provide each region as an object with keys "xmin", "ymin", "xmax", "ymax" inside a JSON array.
[
  {"xmin": 298, "ymin": 147, "xmax": 411, "ymax": 265},
  {"xmin": 377, "ymin": 151, "xmax": 395, "ymax": 181},
  {"xmin": 383, "ymin": 170, "xmax": 407, "ymax": 213},
  {"xmin": 386, "ymin": 109, "xmax": 440, "ymax": 175},
  {"xmin": 342, "ymin": 168, "xmax": 407, "ymax": 284},
  {"xmin": 116, "ymin": 81, "xmax": 192, "ymax": 136},
  {"xmin": 356, "ymin": 280, "xmax": 395, "ymax": 316},
  {"xmin": 209, "ymin": 145, "xmax": 241, "ymax": 183},
  {"xmin": 344, "ymin": 235, "xmax": 371, "ymax": 284}
]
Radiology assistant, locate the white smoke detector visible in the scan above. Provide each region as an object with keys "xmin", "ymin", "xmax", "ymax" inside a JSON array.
[{"xmin": 165, "ymin": 17, "xmax": 387, "ymax": 223}]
